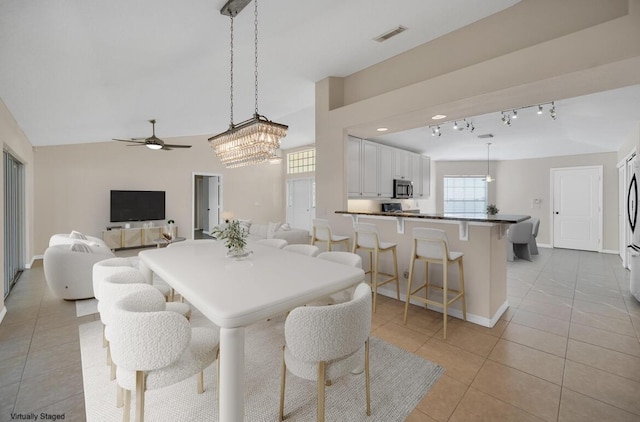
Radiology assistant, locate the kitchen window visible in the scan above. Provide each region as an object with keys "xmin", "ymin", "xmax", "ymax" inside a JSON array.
[{"xmin": 443, "ymin": 176, "xmax": 487, "ymax": 214}]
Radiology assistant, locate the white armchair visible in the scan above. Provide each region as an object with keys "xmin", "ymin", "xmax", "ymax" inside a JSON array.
[
  {"xmin": 109, "ymin": 287, "xmax": 219, "ymax": 422},
  {"xmin": 279, "ymin": 283, "xmax": 372, "ymax": 422},
  {"xmin": 43, "ymin": 242, "xmax": 115, "ymax": 300}
]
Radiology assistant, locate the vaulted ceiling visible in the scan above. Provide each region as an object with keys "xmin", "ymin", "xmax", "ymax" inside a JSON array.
[{"xmin": 1, "ymin": 0, "xmax": 638, "ymax": 161}]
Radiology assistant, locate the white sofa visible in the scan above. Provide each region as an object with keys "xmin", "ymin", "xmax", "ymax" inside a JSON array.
[
  {"xmin": 225, "ymin": 220, "xmax": 310, "ymax": 245},
  {"xmin": 44, "ymin": 242, "xmax": 115, "ymax": 299}
]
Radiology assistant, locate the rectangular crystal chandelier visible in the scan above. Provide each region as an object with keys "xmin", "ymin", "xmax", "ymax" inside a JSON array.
[
  {"xmin": 210, "ymin": 114, "xmax": 287, "ymax": 168},
  {"xmin": 210, "ymin": 0, "xmax": 288, "ymax": 169}
]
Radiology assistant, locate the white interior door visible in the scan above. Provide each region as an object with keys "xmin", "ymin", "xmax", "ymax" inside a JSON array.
[
  {"xmin": 286, "ymin": 178, "xmax": 315, "ymax": 231},
  {"xmin": 552, "ymin": 166, "xmax": 602, "ymax": 251}
]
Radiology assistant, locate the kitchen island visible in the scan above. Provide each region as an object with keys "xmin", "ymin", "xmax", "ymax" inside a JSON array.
[{"xmin": 336, "ymin": 210, "xmax": 530, "ymax": 327}]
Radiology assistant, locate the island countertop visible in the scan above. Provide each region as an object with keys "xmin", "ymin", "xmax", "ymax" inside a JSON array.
[{"xmin": 335, "ymin": 210, "xmax": 530, "ymax": 224}]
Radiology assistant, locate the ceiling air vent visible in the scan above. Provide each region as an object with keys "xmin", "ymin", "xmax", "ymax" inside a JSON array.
[
  {"xmin": 374, "ymin": 26, "xmax": 407, "ymax": 42},
  {"xmin": 477, "ymin": 134, "xmax": 494, "ymax": 139}
]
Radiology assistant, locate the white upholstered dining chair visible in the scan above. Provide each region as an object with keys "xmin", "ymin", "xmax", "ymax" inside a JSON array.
[
  {"xmin": 109, "ymin": 287, "xmax": 219, "ymax": 422},
  {"xmin": 279, "ymin": 283, "xmax": 372, "ymax": 422},
  {"xmin": 313, "ymin": 251, "xmax": 363, "ymax": 305},
  {"xmin": 282, "ymin": 244, "xmax": 320, "ymax": 257},
  {"xmin": 256, "ymin": 238, "xmax": 288, "ymax": 249}
]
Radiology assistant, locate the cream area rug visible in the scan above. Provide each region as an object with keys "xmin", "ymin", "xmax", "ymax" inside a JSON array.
[
  {"xmin": 75, "ymin": 298, "xmax": 98, "ymax": 317},
  {"xmin": 80, "ymin": 310, "xmax": 444, "ymax": 422}
]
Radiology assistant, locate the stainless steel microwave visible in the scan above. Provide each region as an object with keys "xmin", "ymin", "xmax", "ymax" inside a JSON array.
[{"xmin": 393, "ymin": 179, "xmax": 413, "ymax": 199}]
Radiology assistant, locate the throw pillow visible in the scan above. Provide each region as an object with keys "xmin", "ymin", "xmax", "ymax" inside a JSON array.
[
  {"xmin": 238, "ymin": 219, "xmax": 252, "ymax": 235},
  {"xmin": 69, "ymin": 230, "xmax": 87, "ymax": 240},
  {"xmin": 279, "ymin": 223, "xmax": 291, "ymax": 231},
  {"xmin": 266, "ymin": 222, "xmax": 282, "ymax": 239},
  {"xmin": 70, "ymin": 242, "xmax": 92, "ymax": 253}
]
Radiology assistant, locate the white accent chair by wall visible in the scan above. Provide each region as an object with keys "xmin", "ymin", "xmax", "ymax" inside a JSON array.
[
  {"xmin": 507, "ymin": 221, "xmax": 534, "ymax": 262},
  {"xmin": 529, "ymin": 218, "xmax": 540, "ymax": 255},
  {"xmin": 43, "ymin": 242, "xmax": 115, "ymax": 300},
  {"xmin": 283, "ymin": 244, "xmax": 320, "ymax": 257},
  {"xmin": 279, "ymin": 283, "xmax": 372, "ymax": 422},
  {"xmin": 109, "ymin": 287, "xmax": 219, "ymax": 422},
  {"xmin": 49, "ymin": 231, "xmax": 111, "ymax": 250}
]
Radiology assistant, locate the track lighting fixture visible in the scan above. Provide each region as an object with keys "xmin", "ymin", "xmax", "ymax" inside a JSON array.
[
  {"xmin": 427, "ymin": 119, "xmax": 472, "ymax": 138},
  {"xmin": 500, "ymin": 102, "xmax": 556, "ymax": 125}
]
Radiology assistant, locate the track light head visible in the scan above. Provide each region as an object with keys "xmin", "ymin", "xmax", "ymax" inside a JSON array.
[
  {"xmin": 537, "ymin": 105, "xmax": 543, "ymax": 114},
  {"xmin": 512, "ymin": 110, "xmax": 517, "ymax": 119},
  {"xmin": 453, "ymin": 121, "xmax": 458, "ymax": 130}
]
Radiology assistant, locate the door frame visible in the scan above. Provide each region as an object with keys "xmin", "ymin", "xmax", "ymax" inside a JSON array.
[
  {"xmin": 549, "ymin": 165, "xmax": 603, "ymax": 252},
  {"xmin": 192, "ymin": 172, "xmax": 223, "ymax": 239}
]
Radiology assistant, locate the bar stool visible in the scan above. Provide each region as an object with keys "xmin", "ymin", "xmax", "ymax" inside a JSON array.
[
  {"xmin": 312, "ymin": 219, "xmax": 350, "ymax": 251},
  {"xmin": 352, "ymin": 222, "xmax": 399, "ymax": 312},
  {"xmin": 403, "ymin": 227, "xmax": 466, "ymax": 339}
]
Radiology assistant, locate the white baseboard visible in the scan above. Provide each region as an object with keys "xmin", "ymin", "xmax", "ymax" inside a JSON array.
[
  {"xmin": 536, "ymin": 243, "xmax": 619, "ymax": 255},
  {"xmin": 375, "ymin": 285, "xmax": 508, "ymax": 328},
  {"xmin": 601, "ymin": 249, "xmax": 618, "ymax": 255},
  {"xmin": 28, "ymin": 255, "xmax": 43, "ymax": 268},
  {"xmin": 0, "ymin": 306, "xmax": 7, "ymax": 324}
]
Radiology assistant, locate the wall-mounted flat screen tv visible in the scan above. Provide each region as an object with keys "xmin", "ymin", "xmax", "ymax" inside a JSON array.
[{"xmin": 110, "ymin": 190, "xmax": 166, "ymax": 222}]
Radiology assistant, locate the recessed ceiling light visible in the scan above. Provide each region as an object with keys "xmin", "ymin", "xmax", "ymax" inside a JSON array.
[
  {"xmin": 431, "ymin": 115, "xmax": 447, "ymax": 120},
  {"xmin": 377, "ymin": 127, "xmax": 388, "ymax": 132}
]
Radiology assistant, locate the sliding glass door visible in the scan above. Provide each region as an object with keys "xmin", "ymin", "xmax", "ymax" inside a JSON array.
[{"xmin": 4, "ymin": 151, "xmax": 24, "ymax": 298}]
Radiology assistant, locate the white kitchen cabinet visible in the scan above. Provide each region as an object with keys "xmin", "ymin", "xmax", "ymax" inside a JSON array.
[
  {"xmin": 418, "ymin": 156, "xmax": 431, "ymax": 198},
  {"xmin": 347, "ymin": 136, "xmax": 362, "ymax": 197},
  {"xmin": 347, "ymin": 137, "xmax": 430, "ymax": 199},
  {"xmin": 410, "ymin": 153, "xmax": 421, "ymax": 196},
  {"xmin": 378, "ymin": 145, "xmax": 395, "ymax": 198},
  {"xmin": 361, "ymin": 140, "xmax": 379, "ymax": 197},
  {"xmin": 394, "ymin": 149, "xmax": 411, "ymax": 180}
]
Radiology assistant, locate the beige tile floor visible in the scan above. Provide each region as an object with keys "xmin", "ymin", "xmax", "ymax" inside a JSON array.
[{"xmin": 1, "ymin": 248, "xmax": 639, "ymax": 421}]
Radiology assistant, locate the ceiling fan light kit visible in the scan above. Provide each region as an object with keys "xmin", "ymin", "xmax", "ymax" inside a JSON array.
[{"xmin": 209, "ymin": 0, "xmax": 288, "ymax": 169}]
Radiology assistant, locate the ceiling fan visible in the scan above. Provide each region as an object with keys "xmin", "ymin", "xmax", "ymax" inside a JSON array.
[{"xmin": 113, "ymin": 119, "xmax": 192, "ymax": 150}]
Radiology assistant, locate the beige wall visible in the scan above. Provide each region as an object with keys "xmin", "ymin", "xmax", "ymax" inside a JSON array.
[
  {"xmin": 618, "ymin": 122, "xmax": 640, "ymax": 162},
  {"xmin": 431, "ymin": 153, "xmax": 618, "ymax": 250},
  {"xmin": 0, "ymin": 98, "xmax": 35, "ymax": 315},
  {"xmin": 33, "ymin": 138, "xmax": 284, "ymax": 255}
]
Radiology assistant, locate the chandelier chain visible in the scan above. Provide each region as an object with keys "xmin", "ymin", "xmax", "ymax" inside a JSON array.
[
  {"xmin": 229, "ymin": 13, "xmax": 235, "ymax": 126},
  {"xmin": 254, "ymin": 0, "xmax": 259, "ymax": 115}
]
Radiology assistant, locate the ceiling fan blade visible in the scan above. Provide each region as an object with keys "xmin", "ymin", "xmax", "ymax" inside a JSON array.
[
  {"xmin": 113, "ymin": 138, "xmax": 144, "ymax": 144},
  {"xmin": 163, "ymin": 144, "xmax": 192, "ymax": 149},
  {"xmin": 126, "ymin": 144, "xmax": 147, "ymax": 147}
]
